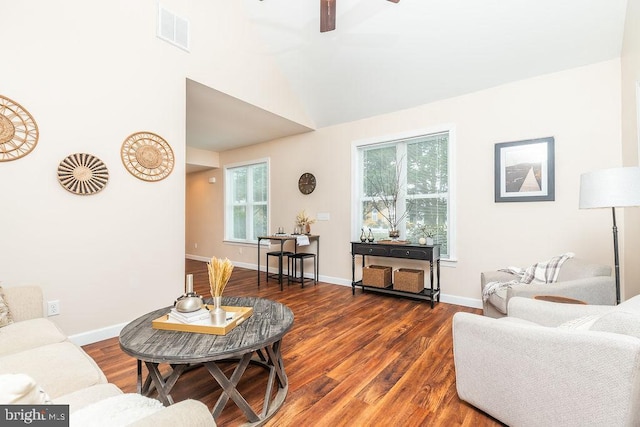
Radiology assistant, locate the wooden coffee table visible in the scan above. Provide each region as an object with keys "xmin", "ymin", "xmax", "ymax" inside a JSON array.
[{"xmin": 119, "ymin": 296, "xmax": 294, "ymax": 426}]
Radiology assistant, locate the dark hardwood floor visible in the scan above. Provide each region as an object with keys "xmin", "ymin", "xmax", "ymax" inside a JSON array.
[{"xmin": 83, "ymin": 259, "xmax": 502, "ymax": 426}]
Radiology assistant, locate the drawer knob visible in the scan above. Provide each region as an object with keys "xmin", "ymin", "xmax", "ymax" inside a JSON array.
[{"xmin": 406, "ymin": 250, "xmax": 410, "ymax": 255}]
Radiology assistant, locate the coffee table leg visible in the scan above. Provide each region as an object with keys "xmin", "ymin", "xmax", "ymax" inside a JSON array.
[
  {"xmin": 206, "ymin": 352, "xmax": 258, "ymax": 422},
  {"xmin": 144, "ymin": 362, "xmax": 187, "ymax": 406}
]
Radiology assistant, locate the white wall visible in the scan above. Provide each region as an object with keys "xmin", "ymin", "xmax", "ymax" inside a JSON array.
[
  {"xmin": 621, "ymin": 0, "xmax": 640, "ymax": 298},
  {"xmin": 0, "ymin": 0, "xmax": 308, "ymax": 339},
  {"xmin": 187, "ymin": 60, "xmax": 623, "ymax": 306}
]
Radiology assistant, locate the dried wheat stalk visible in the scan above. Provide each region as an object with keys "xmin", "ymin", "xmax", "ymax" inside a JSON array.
[{"xmin": 207, "ymin": 257, "xmax": 234, "ymax": 297}]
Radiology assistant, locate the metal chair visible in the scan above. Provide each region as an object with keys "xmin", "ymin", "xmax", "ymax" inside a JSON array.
[
  {"xmin": 288, "ymin": 252, "xmax": 317, "ymax": 288},
  {"xmin": 266, "ymin": 251, "xmax": 293, "ymax": 290}
]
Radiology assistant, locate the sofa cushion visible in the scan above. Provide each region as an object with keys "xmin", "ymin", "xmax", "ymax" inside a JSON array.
[
  {"xmin": 556, "ymin": 258, "xmax": 610, "ymax": 281},
  {"xmin": 0, "ymin": 342, "xmax": 107, "ymax": 398},
  {"xmin": 0, "ymin": 374, "xmax": 51, "ymax": 404},
  {"xmin": 558, "ymin": 314, "xmax": 601, "ymax": 331},
  {"xmin": 0, "ymin": 318, "xmax": 67, "ymax": 357},
  {"xmin": 589, "ymin": 311, "xmax": 640, "ymax": 339},
  {"xmin": 56, "ymin": 383, "xmax": 123, "ymax": 413},
  {"xmin": 70, "ymin": 393, "xmax": 164, "ymax": 427},
  {"xmin": 0, "ymin": 287, "xmax": 13, "ymax": 328}
]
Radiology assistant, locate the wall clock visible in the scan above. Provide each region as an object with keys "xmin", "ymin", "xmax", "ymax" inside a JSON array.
[
  {"xmin": 298, "ymin": 172, "xmax": 316, "ymax": 195},
  {"xmin": 121, "ymin": 131, "xmax": 174, "ymax": 182}
]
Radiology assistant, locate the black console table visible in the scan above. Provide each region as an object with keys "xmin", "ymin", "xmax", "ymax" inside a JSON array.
[{"xmin": 351, "ymin": 241, "xmax": 441, "ymax": 308}]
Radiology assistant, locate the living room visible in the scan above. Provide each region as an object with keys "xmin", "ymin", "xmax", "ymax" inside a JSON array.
[{"xmin": 1, "ymin": 0, "xmax": 640, "ymax": 425}]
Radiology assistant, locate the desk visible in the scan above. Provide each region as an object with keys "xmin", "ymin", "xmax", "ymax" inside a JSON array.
[
  {"xmin": 119, "ymin": 296, "xmax": 294, "ymax": 426},
  {"xmin": 257, "ymin": 235, "xmax": 320, "ymax": 289},
  {"xmin": 351, "ymin": 241, "xmax": 441, "ymax": 308}
]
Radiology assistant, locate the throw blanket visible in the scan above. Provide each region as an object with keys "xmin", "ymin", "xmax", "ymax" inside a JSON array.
[{"xmin": 482, "ymin": 252, "xmax": 575, "ymax": 302}]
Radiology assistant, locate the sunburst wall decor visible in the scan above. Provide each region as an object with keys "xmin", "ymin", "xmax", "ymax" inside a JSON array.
[
  {"xmin": 57, "ymin": 153, "xmax": 109, "ymax": 195},
  {"xmin": 121, "ymin": 131, "xmax": 174, "ymax": 182},
  {"xmin": 0, "ymin": 95, "xmax": 39, "ymax": 162}
]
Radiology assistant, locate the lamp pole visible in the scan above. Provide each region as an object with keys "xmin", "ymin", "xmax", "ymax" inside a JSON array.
[{"xmin": 611, "ymin": 207, "xmax": 621, "ymax": 305}]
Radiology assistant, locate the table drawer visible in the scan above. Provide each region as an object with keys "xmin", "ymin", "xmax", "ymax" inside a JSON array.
[
  {"xmin": 389, "ymin": 247, "xmax": 432, "ymax": 260},
  {"xmin": 352, "ymin": 244, "xmax": 389, "ymax": 257}
]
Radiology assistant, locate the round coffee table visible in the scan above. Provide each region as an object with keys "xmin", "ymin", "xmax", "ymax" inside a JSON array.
[{"xmin": 119, "ymin": 296, "xmax": 294, "ymax": 426}]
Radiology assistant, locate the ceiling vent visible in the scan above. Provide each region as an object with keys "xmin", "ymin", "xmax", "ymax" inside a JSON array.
[{"xmin": 157, "ymin": 5, "xmax": 189, "ymax": 52}]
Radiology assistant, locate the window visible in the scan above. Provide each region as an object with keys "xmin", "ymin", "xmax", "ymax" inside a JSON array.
[
  {"xmin": 354, "ymin": 129, "xmax": 453, "ymax": 258},
  {"xmin": 224, "ymin": 160, "xmax": 268, "ymax": 243}
]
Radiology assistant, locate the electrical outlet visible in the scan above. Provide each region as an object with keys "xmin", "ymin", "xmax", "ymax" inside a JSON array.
[
  {"xmin": 47, "ymin": 300, "xmax": 60, "ymax": 316},
  {"xmin": 194, "ymin": 243, "xmax": 198, "ymax": 249}
]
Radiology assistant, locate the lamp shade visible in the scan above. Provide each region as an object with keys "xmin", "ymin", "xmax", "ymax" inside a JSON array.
[{"xmin": 579, "ymin": 167, "xmax": 640, "ymax": 209}]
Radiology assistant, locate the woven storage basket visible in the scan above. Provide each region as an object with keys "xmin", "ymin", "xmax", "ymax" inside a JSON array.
[
  {"xmin": 393, "ymin": 268, "xmax": 424, "ymax": 293},
  {"xmin": 362, "ymin": 265, "xmax": 392, "ymax": 288}
]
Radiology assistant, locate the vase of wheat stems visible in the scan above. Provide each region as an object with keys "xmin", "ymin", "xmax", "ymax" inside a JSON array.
[{"xmin": 208, "ymin": 257, "xmax": 234, "ymax": 325}]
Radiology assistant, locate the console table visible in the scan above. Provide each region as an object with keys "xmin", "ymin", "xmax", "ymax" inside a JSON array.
[{"xmin": 351, "ymin": 241, "xmax": 441, "ymax": 308}]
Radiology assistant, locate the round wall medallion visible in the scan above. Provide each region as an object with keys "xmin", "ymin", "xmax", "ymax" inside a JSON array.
[
  {"xmin": 121, "ymin": 131, "xmax": 174, "ymax": 182},
  {"xmin": 0, "ymin": 95, "xmax": 39, "ymax": 162},
  {"xmin": 57, "ymin": 153, "xmax": 109, "ymax": 195}
]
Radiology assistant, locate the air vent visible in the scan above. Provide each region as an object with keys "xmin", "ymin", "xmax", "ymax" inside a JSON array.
[{"xmin": 157, "ymin": 5, "xmax": 190, "ymax": 52}]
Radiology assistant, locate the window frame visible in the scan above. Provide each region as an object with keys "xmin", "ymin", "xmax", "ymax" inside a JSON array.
[
  {"xmin": 351, "ymin": 125, "xmax": 457, "ymax": 261},
  {"xmin": 223, "ymin": 158, "xmax": 270, "ymax": 244}
]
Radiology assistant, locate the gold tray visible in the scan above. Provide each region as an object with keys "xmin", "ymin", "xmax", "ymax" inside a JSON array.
[{"xmin": 152, "ymin": 305, "xmax": 253, "ymax": 335}]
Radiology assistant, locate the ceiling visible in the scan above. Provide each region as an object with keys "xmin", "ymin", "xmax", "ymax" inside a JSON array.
[{"xmin": 186, "ymin": 0, "xmax": 628, "ymax": 153}]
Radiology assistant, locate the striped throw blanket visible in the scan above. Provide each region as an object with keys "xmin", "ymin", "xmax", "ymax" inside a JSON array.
[{"xmin": 482, "ymin": 252, "xmax": 575, "ymax": 302}]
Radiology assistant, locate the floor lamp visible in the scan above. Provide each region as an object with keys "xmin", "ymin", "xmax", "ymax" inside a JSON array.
[{"xmin": 579, "ymin": 167, "xmax": 640, "ymax": 304}]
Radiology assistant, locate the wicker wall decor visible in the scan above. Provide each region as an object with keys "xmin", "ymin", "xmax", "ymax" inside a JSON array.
[
  {"xmin": 121, "ymin": 131, "xmax": 174, "ymax": 182},
  {"xmin": 57, "ymin": 153, "xmax": 109, "ymax": 195},
  {"xmin": 0, "ymin": 95, "xmax": 39, "ymax": 162}
]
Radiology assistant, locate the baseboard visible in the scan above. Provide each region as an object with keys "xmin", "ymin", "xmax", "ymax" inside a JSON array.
[
  {"xmin": 69, "ymin": 322, "xmax": 128, "ymax": 346},
  {"xmin": 440, "ymin": 294, "xmax": 483, "ymax": 309}
]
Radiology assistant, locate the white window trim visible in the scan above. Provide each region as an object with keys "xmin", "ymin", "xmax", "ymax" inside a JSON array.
[
  {"xmin": 350, "ymin": 125, "xmax": 457, "ymax": 262},
  {"xmin": 223, "ymin": 157, "xmax": 270, "ymax": 245}
]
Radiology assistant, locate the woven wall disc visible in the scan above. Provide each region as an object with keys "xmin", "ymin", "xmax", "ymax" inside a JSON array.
[
  {"xmin": 121, "ymin": 131, "xmax": 174, "ymax": 182},
  {"xmin": 0, "ymin": 95, "xmax": 39, "ymax": 162},
  {"xmin": 57, "ymin": 153, "xmax": 109, "ymax": 195}
]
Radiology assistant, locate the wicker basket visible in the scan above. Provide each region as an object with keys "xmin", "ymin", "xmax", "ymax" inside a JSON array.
[
  {"xmin": 362, "ymin": 265, "xmax": 392, "ymax": 288},
  {"xmin": 393, "ymin": 268, "xmax": 424, "ymax": 293}
]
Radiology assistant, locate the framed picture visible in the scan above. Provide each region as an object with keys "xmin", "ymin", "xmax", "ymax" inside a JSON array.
[{"xmin": 494, "ymin": 137, "xmax": 555, "ymax": 202}]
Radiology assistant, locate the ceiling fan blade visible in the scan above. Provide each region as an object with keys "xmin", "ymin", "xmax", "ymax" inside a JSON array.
[
  {"xmin": 388, "ymin": 0, "xmax": 400, "ymax": 3},
  {"xmin": 320, "ymin": 0, "xmax": 336, "ymax": 33}
]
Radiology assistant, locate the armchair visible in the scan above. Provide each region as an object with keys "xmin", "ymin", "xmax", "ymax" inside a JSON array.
[
  {"xmin": 453, "ymin": 295, "xmax": 640, "ymax": 427},
  {"xmin": 481, "ymin": 257, "xmax": 615, "ymax": 318}
]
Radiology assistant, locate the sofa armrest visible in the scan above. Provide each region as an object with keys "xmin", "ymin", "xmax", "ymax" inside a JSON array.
[
  {"xmin": 2, "ymin": 286, "xmax": 44, "ymax": 321},
  {"xmin": 452, "ymin": 312, "xmax": 640, "ymax": 427},
  {"xmin": 129, "ymin": 399, "xmax": 215, "ymax": 427},
  {"xmin": 507, "ymin": 276, "xmax": 616, "ymax": 306},
  {"xmin": 480, "ymin": 271, "xmax": 517, "ymax": 288},
  {"xmin": 507, "ymin": 296, "xmax": 614, "ymax": 326}
]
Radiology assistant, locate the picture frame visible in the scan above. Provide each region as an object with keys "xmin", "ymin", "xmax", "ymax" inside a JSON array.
[{"xmin": 494, "ymin": 137, "xmax": 555, "ymax": 202}]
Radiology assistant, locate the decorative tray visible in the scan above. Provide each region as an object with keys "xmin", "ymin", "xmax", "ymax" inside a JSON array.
[
  {"xmin": 152, "ymin": 305, "xmax": 253, "ymax": 335},
  {"xmin": 376, "ymin": 240, "xmax": 411, "ymax": 244}
]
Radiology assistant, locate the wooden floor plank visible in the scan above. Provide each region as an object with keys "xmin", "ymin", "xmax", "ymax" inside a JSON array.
[{"xmin": 83, "ymin": 259, "xmax": 504, "ymax": 426}]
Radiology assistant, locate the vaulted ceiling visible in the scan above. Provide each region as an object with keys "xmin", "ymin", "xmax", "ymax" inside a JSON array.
[{"xmin": 186, "ymin": 0, "xmax": 628, "ymax": 152}]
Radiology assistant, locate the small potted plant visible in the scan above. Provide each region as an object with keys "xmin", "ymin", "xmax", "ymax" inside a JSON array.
[
  {"xmin": 417, "ymin": 224, "xmax": 434, "ymax": 245},
  {"xmin": 296, "ymin": 210, "xmax": 316, "ymax": 234}
]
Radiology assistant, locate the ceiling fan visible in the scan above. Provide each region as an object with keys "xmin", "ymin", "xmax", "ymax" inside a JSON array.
[{"xmin": 321, "ymin": 0, "xmax": 399, "ymax": 33}]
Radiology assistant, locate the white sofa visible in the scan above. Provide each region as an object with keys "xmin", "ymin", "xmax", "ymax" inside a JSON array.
[
  {"xmin": 481, "ymin": 257, "xmax": 615, "ymax": 318},
  {"xmin": 453, "ymin": 295, "xmax": 640, "ymax": 427},
  {"xmin": 0, "ymin": 285, "xmax": 216, "ymax": 426}
]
